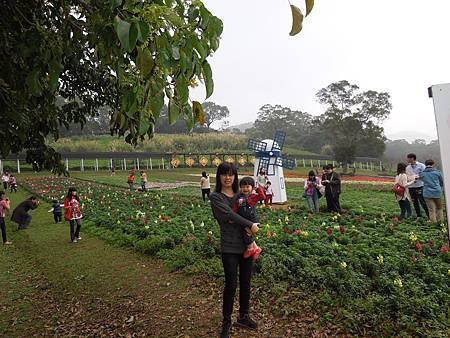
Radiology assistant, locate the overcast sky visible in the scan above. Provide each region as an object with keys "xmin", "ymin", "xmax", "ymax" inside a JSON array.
[{"xmin": 191, "ymin": 0, "xmax": 450, "ymax": 142}]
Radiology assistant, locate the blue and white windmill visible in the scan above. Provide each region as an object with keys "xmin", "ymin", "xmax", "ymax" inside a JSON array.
[{"xmin": 247, "ymin": 131, "xmax": 296, "ymax": 203}]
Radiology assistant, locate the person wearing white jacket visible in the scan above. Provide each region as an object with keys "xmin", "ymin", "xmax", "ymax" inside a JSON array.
[{"xmin": 394, "ymin": 163, "xmax": 416, "ymax": 220}]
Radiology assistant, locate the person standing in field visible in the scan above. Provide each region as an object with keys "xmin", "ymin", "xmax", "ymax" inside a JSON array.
[
  {"xmin": 140, "ymin": 170, "xmax": 148, "ymax": 191},
  {"xmin": 209, "ymin": 163, "xmax": 260, "ymax": 338},
  {"xmin": 0, "ymin": 191, "xmax": 12, "ymax": 245},
  {"xmin": 406, "ymin": 153, "xmax": 429, "ymax": 218},
  {"xmin": 200, "ymin": 171, "xmax": 211, "ymax": 202},
  {"xmin": 394, "ymin": 163, "xmax": 414, "ymax": 220},
  {"xmin": 2, "ymin": 172, "xmax": 9, "ymax": 190},
  {"xmin": 64, "ymin": 187, "xmax": 83, "ymax": 243},
  {"xmin": 420, "ymin": 159, "xmax": 444, "ymax": 223},
  {"xmin": 304, "ymin": 170, "xmax": 321, "ymax": 213},
  {"xmin": 264, "ymin": 181, "xmax": 274, "ymax": 205},
  {"xmin": 322, "ymin": 165, "xmax": 341, "ymax": 213},
  {"xmin": 9, "ymin": 175, "xmax": 17, "ymax": 193},
  {"xmin": 127, "ymin": 171, "xmax": 135, "ymax": 191},
  {"xmin": 11, "ymin": 196, "xmax": 40, "ymax": 230}
]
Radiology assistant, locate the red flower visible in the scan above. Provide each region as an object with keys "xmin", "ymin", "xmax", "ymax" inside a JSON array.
[
  {"xmin": 339, "ymin": 226, "xmax": 346, "ymax": 234},
  {"xmin": 415, "ymin": 242, "xmax": 423, "ymax": 251},
  {"xmin": 428, "ymin": 239, "xmax": 434, "ymax": 248},
  {"xmin": 326, "ymin": 228, "xmax": 333, "ymax": 236},
  {"xmin": 392, "ymin": 216, "xmax": 399, "ymax": 223},
  {"xmin": 440, "ymin": 246, "xmax": 449, "ymax": 254}
]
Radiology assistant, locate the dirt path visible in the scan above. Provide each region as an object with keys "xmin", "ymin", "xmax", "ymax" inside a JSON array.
[{"xmin": 0, "ymin": 191, "xmax": 326, "ymax": 337}]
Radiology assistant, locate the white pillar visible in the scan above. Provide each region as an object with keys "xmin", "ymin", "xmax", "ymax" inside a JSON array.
[
  {"xmin": 428, "ymin": 83, "xmax": 450, "ymax": 244},
  {"xmin": 110, "ymin": 159, "xmax": 113, "ymax": 170},
  {"xmin": 137, "ymin": 158, "xmax": 140, "ymax": 171},
  {"xmin": 150, "ymin": 158, "xmax": 153, "ymax": 170},
  {"xmin": 146, "ymin": 160, "xmax": 149, "ymax": 170},
  {"xmin": 302, "ymin": 159, "xmax": 305, "ymax": 167},
  {"xmin": 332, "ymin": 160, "xmax": 335, "ymax": 167},
  {"xmin": 318, "ymin": 160, "xmax": 321, "ymax": 167},
  {"xmin": 16, "ymin": 159, "xmax": 20, "ymax": 174},
  {"xmin": 162, "ymin": 157, "xmax": 165, "ymax": 170},
  {"xmin": 123, "ymin": 158, "xmax": 127, "ymax": 171},
  {"xmin": 81, "ymin": 158, "xmax": 84, "ymax": 172},
  {"xmin": 380, "ymin": 161, "xmax": 382, "ymax": 171},
  {"xmin": 95, "ymin": 159, "xmax": 99, "ymax": 171},
  {"xmin": 310, "ymin": 159, "xmax": 313, "ymax": 167},
  {"xmin": 65, "ymin": 158, "xmax": 69, "ymax": 171},
  {"xmin": 0, "ymin": 159, "xmax": 3, "ymax": 173}
]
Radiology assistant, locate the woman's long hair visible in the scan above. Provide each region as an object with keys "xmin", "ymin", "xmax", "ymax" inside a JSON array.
[
  {"xmin": 397, "ymin": 163, "xmax": 407, "ymax": 175},
  {"xmin": 215, "ymin": 163, "xmax": 239, "ymax": 193},
  {"xmin": 66, "ymin": 187, "xmax": 80, "ymax": 201},
  {"xmin": 308, "ymin": 170, "xmax": 316, "ymax": 182}
]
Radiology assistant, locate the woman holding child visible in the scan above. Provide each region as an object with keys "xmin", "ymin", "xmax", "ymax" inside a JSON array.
[{"xmin": 210, "ymin": 163, "xmax": 260, "ymax": 338}]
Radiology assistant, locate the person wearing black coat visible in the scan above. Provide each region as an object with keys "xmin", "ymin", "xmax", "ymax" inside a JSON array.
[
  {"xmin": 11, "ymin": 196, "xmax": 40, "ymax": 229},
  {"xmin": 322, "ymin": 165, "xmax": 342, "ymax": 213}
]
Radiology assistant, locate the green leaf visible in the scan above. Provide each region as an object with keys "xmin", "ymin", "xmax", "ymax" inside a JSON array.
[
  {"xmin": 137, "ymin": 47, "xmax": 154, "ymax": 78},
  {"xmin": 26, "ymin": 69, "xmax": 42, "ymax": 96},
  {"xmin": 114, "ymin": 16, "xmax": 138, "ymax": 52},
  {"xmin": 168, "ymin": 99, "xmax": 180, "ymax": 125},
  {"xmin": 192, "ymin": 101, "xmax": 205, "ymax": 125},
  {"xmin": 138, "ymin": 114, "xmax": 151, "ymax": 135},
  {"xmin": 150, "ymin": 90, "xmax": 164, "ymax": 119},
  {"xmin": 48, "ymin": 59, "xmax": 63, "ymax": 92},
  {"xmin": 172, "ymin": 46, "xmax": 180, "ymax": 60},
  {"xmin": 176, "ymin": 75, "xmax": 189, "ymax": 104},
  {"xmin": 193, "ymin": 38, "xmax": 206, "ymax": 59},
  {"xmin": 202, "ymin": 61, "xmax": 213, "ymax": 99},
  {"xmin": 289, "ymin": 5, "xmax": 304, "ymax": 36},
  {"xmin": 137, "ymin": 21, "xmax": 150, "ymax": 42},
  {"xmin": 305, "ymin": 0, "xmax": 314, "ymax": 17},
  {"xmin": 110, "ymin": 0, "xmax": 122, "ymax": 10}
]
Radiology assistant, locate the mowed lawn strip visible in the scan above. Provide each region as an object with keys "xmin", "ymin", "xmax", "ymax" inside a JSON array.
[{"xmin": 0, "ymin": 190, "xmax": 224, "ymax": 337}]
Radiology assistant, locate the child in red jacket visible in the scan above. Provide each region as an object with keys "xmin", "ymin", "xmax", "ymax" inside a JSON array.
[{"xmin": 232, "ymin": 177, "xmax": 265, "ymax": 260}]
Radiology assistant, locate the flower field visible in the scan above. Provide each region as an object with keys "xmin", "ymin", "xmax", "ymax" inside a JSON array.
[{"xmin": 21, "ymin": 176, "xmax": 450, "ymax": 336}]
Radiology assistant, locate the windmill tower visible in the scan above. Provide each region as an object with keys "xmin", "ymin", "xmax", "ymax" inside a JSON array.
[{"xmin": 247, "ymin": 131, "xmax": 296, "ymax": 203}]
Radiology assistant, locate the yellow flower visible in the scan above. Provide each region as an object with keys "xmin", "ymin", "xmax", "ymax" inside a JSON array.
[
  {"xmin": 340, "ymin": 261, "xmax": 347, "ymax": 269},
  {"xmin": 377, "ymin": 255, "xmax": 384, "ymax": 265},
  {"xmin": 409, "ymin": 232, "xmax": 418, "ymax": 242},
  {"xmin": 394, "ymin": 277, "xmax": 403, "ymax": 288}
]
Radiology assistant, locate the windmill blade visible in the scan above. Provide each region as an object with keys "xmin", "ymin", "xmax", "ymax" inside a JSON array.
[
  {"xmin": 248, "ymin": 139, "xmax": 267, "ymax": 152},
  {"xmin": 272, "ymin": 131, "xmax": 286, "ymax": 150},
  {"xmin": 275, "ymin": 155, "xmax": 296, "ymax": 169},
  {"xmin": 257, "ymin": 157, "xmax": 271, "ymax": 174}
]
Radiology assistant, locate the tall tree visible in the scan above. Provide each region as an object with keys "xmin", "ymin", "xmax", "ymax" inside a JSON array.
[
  {"xmin": 202, "ymin": 101, "xmax": 230, "ymax": 130},
  {"xmin": 0, "ymin": 0, "xmax": 222, "ymax": 171},
  {"xmin": 246, "ymin": 104, "xmax": 313, "ymax": 146},
  {"xmin": 316, "ymin": 80, "xmax": 392, "ymax": 166}
]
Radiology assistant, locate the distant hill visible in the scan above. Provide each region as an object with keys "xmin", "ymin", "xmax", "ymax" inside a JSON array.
[{"xmin": 228, "ymin": 122, "xmax": 254, "ymax": 132}]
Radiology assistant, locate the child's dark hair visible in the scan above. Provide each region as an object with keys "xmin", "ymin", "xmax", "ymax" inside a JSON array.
[
  {"xmin": 215, "ymin": 163, "xmax": 239, "ymax": 193},
  {"xmin": 52, "ymin": 199, "xmax": 58, "ymax": 203},
  {"xmin": 266, "ymin": 181, "xmax": 271, "ymax": 185},
  {"xmin": 407, "ymin": 153, "xmax": 417, "ymax": 160},
  {"xmin": 239, "ymin": 176, "xmax": 255, "ymax": 188},
  {"xmin": 425, "ymin": 159, "xmax": 434, "ymax": 166},
  {"xmin": 202, "ymin": 171, "xmax": 208, "ymax": 178},
  {"xmin": 308, "ymin": 170, "xmax": 316, "ymax": 181}
]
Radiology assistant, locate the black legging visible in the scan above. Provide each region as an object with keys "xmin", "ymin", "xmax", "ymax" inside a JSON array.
[
  {"xmin": 221, "ymin": 253, "xmax": 253, "ymax": 323},
  {"xmin": 0, "ymin": 217, "xmax": 7, "ymax": 243},
  {"xmin": 201, "ymin": 188, "xmax": 210, "ymax": 202}
]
